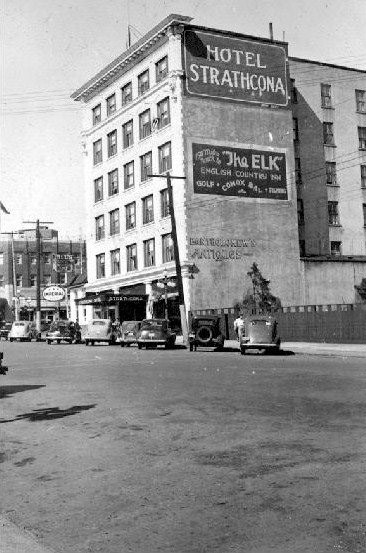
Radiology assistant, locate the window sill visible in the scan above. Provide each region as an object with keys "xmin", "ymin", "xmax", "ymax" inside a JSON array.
[
  {"xmin": 139, "ymin": 134, "xmax": 152, "ymax": 143},
  {"xmin": 125, "ymin": 227, "xmax": 136, "ymax": 232},
  {"xmin": 123, "ymin": 185, "xmax": 135, "ymax": 192},
  {"xmin": 326, "ymin": 183, "xmax": 340, "ymax": 187},
  {"xmin": 324, "ymin": 144, "xmax": 337, "ymax": 148},
  {"xmin": 356, "ymin": 110, "xmax": 366, "ymax": 115},
  {"xmin": 107, "ymin": 152, "xmax": 118, "ymax": 160},
  {"xmin": 93, "ymin": 161, "xmax": 103, "ymax": 167},
  {"xmin": 142, "ymin": 220, "xmax": 154, "ymax": 227},
  {"xmin": 359, "ymin": 148, "xmax": 366, "ymax": 152},
  {"xmin": 328, "ymin": 224, "xmax": 342, "ymax": 228},
  {"xmin": 321, "ymin": 105, "xmax": 334, "ymax": 110},
  {"xmin": 122, "ymin": 143, "xmax": 134, "ymax": 151}
]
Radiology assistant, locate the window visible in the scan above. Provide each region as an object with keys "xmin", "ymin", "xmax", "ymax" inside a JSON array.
[
  {"xmin": 95, "ymin": 215, "xmax": 105, "ymax": 240},
  {"xmin": 299, "ymin": 240, "xmax": 306, "ymax": 257},
  {"xmin": 121, "ymin": 82, "xmax": 132, "ymax": 106},
  {"xmin": 30, "ymin": 254, "xmax": 37, "ymax": 265},
  {"xmin": 139, "ymin": 109, "xmax": 151, "ymax": 139},
  {"xmin": 356, "ymin": 90, "xmax": 366, "ymax": 113},
  {"xmin": 30, "ymin": 275, "xmax": 36, "ymax": 287},
  {"xmin": 361, "ymin": 165, "xmax": 366, "ymax": 188},
  {"xmin": 292, "ymin": 117, "xmax": 299, "ymax": 141},
  {"xmin": 0, "ymin": 253, "xmax": 3, "ymax": 264},
  {"xmin": 160, "ymin": 188, "xmax": 170, "ymax": 218},
  {"xmin": 93, "ymin": 139, "xmax": 102, "ymax": 165},
  {"xmin": 43, "ymin": 275, "xmax": 51, "ymax": 285},
  {"xmin": 138, "ymin": 70, "xmax": 149, "ymax": 95},
  {"xmin": 140, "ymin": 151, "xmax": 152, "ymax": 182},
  {"xmin": 144, "ymin": 238, "xmax": 155, "ymax": 267},
  {"xmin": 124, "ymin": 161, "xmax": 134, "ymax": 189},
  {"xmin": 16, "ymin": 253, "xmax": 22, "ymax": 265},
  {"xmin": 328, "ymin": 201, "xmax": 340, "ymax": 225},
  {"xmin": 16, "ymin": 275, "xmax": 22, "ymax": 287},
  {"xmin": 326, "ymin": 162, "xmax": 337, "ymax": 185},
  {"xmin": 290, "ymin": 79, "xmax": 298, "ymax": 104},
  {"xmin": 92, "ymin": 104, "xmax": 101, "ymax": 125},
  {"xmin": 59, "ymin": 273, "xmax": 67, "ymax": 285},
  {"xmin": 297, "ymin": 199, "xmax": 304, "ymax": 225},
  {"xmin": 142, "ymin": 195, "xmax": 154, "ymax": 224},
  {"xmin": 106, "ymin": 93, "xmax": 116, "ymax": 116},
  {"xmin": 295, "ymin": 157, "xmax": 302, "ymax": 185},
  {"xmin": 162, "ymin": 233, "xmax": 174, "ymax": 263},
  {"xmin": 156, "ymin": 56, "xmax": 168, "ymax": 82},
  {"xmin": 363, "ymin": 204, "xmax": 366, "ymax": 227},
  {"xmin": 108, "ymin": 169, "xmax": 119, "ymax": 196},
  {"xmin": 125, "ymin": 202, "xmax": 136, "ymax": 230},
  {"xmin": 94, "ymin": 176, "xmax": 103, "ymax": 202},
  {"xmin": 0, "ymin": 274, "xmax": 4, "ymax": 287},
  {"xmin": 122, "ymin": 120, "xmax": 133, "ymax": 148},
  {"xmin": 110, "ymin": 249, "xmax": 120, "ymax": 275},
  {"xmin": 157, "ymin": 97, "xmax": 170, "ymax": 129},
  {"xmin": 96, "ymin": 253, "xmax": 105, "ymax": 278},
  {"xmin": 107, "ymin": 130, "xmax": 117, "ymax": 157},
  {"xmin": 358, "ymin": 127, "xmax": 366, "ymax": 150},
  {"xmin": 44, "ymin": 253, "xmax": 51, "ymax": 264},
  {"xmin": 321, "ymin": 84, "xmax": 332, "ymax": 108},
  {"xmin": 330, "ymin": 241, "xmax": 342, "ymax": 256},
  {"xmin": 109, "ymin": 208, "xmax": 120, "ymax": 235},
  {"xmin": 323, "ymin": 122, "xmax": 335, "ymax": 146},
  {"xmin": 159, "ymin": 142, "xmax": 172, "ymax": 173},
  {"xmin": 126, "ymin": 244, "xmax": 137, "ymax": 272}
]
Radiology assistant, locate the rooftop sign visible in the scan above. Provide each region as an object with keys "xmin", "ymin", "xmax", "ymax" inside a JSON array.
[{"xmin": 184, "ymin": 30, "xmax": 288, "ymax": 106}]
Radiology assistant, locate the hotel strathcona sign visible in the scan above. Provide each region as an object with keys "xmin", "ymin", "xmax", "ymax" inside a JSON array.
[
  {"xmin": 183, "ymin": 29, "xmax": 288, "ymax": 106},
  {"xmin": 192, "ymin": 143, "xmax": 288, "ymax": 199}
]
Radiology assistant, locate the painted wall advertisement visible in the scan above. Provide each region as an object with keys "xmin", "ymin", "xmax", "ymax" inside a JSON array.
[
  {"xmin": 184, "ymin": 29, "xmax": 288, "ymax": 106},
  {"xmin": 192, "ymin": 143, "xmax": 288, "ymax": 199}
]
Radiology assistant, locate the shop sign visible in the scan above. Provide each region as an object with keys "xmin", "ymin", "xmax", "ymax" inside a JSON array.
[
  {"xmin": 184, "ymin": 29, "xmax": 288, "ymax": 106},
  {"xmin": 42, "ymin": 285, "xmax": 65, "ymax": 302},
  {"xmin": 189, "ymin": 236, "xmax": 255, "ymax": 262},
  {"xmin": 192, "ymin": 142, "xmax": 287, "ymax": 199}
]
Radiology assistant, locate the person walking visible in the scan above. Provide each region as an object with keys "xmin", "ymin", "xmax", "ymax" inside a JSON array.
[{"xmin": 234, "ymin": 312, "xmax": 245, "ymax": 340}]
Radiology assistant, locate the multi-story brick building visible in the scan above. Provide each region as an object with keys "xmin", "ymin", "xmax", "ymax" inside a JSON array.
[
  {"xmin": 72, "ymin": 14, "xmax": 366, "ymax": 321},
  {"xmin": 0, "ymin": 228, "xmax": 86, "ymax": 321}
]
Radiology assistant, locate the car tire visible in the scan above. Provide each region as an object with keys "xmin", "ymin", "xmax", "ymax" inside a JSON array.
[
  {"xmin": 120, "ymin": 342, "xmax": 125, "ymax": 347},
  {"xmin": 85, "ymin": 340, "xmax": 89, "ymax": 346},
  {"xmin": 47, "ymin": 340, "xmax": 51, "ymax": 345},
  {"xmin": 196, "ymin": 326, "xmax": 213, "ymax": 344},
  {"xmin": 137, "ymin": 344, "xmax": 142, "ymax": 349},
  {"xmin": 240, "ymin": 347, "xmax": 246, "ymax": 355}
]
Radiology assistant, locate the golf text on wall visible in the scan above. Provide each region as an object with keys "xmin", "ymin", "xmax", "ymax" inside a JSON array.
[
  {"xmin": 192, "ymin": 143, "xmax": 288, "ymax": 199},
  {"xmin": 184, "ymin": 29, "xmax": 288, "ymax": 106}
]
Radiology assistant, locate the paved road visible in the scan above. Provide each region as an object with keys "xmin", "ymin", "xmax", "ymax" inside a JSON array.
[{"xmin": 1, "ymin": 342, "xmax": 366, "ymax": 553}]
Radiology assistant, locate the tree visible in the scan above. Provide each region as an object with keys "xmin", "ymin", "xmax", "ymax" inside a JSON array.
[
  {"xmin": 0, "ymin": 298, "xmax": 12, "ymax": 322},
  {"xmin": 236, "ymin": 262, "xmax": 281, "ymax": 314}
]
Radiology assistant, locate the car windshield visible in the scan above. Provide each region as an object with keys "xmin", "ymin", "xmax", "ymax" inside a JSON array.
[
  {"xmin": 14, "ymin": 322, "xmax": 26, "ymax": 326},
  {"xmin": 250, "ymin": 320, "xmax": 271, "ymax": 326},
  {"xmin": 123, "ymin": 322, "xmax": 137, "ymax": 331},
  {"xmin": 92, "ymin": 321, "xmax": 107, "ymax": 326},
  {"xmin": 141, "ymin": 320, "xmax": 165, "ymax": 329}
]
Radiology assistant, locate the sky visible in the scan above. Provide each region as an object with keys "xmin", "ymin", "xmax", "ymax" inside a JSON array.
[{"xmin": 1, "ymin": 0, "xmax": 365, "ymax": 239}]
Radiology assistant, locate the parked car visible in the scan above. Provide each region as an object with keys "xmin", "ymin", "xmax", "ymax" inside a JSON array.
[
  {"xmin": 84, "ymin": 319, "xmax": 118, "ymax": 346},
  {"xmin": 189, "ymin": 315, "xmax": 225, "ymax": 351},
  {"xmin": 8, "ymin": 321, "xmax": 41, "ymax": 342},
  {"xmin": 120, "ymin": 320, "xmax": 141, "ymax": 347},
  {"xmin": 137, "ymin": 319, "xmax": 176, "ymax": 349},
  {"xmin": 0, "ymin": 321, "xmax": 13, "ymax": 340},
  {"xmin": 239, "ymin": 315, "xmax": 281, "ymax": 354},
  {"xmin": 45, "ymin": 320, "xmax": 81, "ymax": 344}
]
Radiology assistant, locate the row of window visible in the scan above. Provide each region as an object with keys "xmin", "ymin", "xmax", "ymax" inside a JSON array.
[
  {"xmin": 95, "ymin": 233, "xmax": 174, "ymax": 278},
  {"xmin": 299, "ymin": 240, "xmax": 343, "ymax": 257},
  {"xmin": 93, "ymin": 97, "xmax": 171, "ymax": 165},
  {"xmin": 0, "ymin": 252, "xmax": 80, "ymax": 266},
  {"xmin": 95, "ymin": 189, "xmax": 170, "ymax": 240},
  {"xmin": 94, "ymin": 142, "xmax": 172, "ymax": 202},
  {"xmin": 297, "ymin": 199, "xmax": 366, "ymax": 227},
  {"xmin": 321, "ymin": 85, "xmax": 366, "ymax": 113},
  {"xmin": 293, "ymin": 116, "xmax": 366, "ymax": 149},
  {"xmin": 0, "ymin": 273, "xmax": 69, "ymax": 288},
  {"xmin": 294, "ymin": 159, "xmax": 366, "ymax": 188},
  {"xmin": 92, "ymin": 56, "xmax": 169, "ymax": 126}
]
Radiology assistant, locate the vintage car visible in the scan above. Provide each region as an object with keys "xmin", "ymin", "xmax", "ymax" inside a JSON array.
[
  {"xmin": 8, "ymin": 321, "xmax": 41, "ymax": 342},
  {"xmin": 239, "ymin": 315, "xmax": 281, "ymax": 354},
  {"xmin": 120, "ymin": 320, "xmax": 141, "ymax": 347},
  {"xmin": 46, "ymin": 320, "xmax": 81, "ymax": 344},
  {"xmin": 189, "ymin": 315, "xmax": 225, "ymax": 351},
  {"xmin": 137, "ymin": 319, "xmax": 176, "ymax": 349},
  {"xmin": 0, "ymin": 321, "xmax": 13, "ymax": 340},
  {"xmin": 84, "ymin": 319, "xmax": 119, "ymax": 346}
]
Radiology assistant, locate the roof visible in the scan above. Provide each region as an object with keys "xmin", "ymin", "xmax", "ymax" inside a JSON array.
[
  {"xmin": 290, "ymin": 56, "xmax": 366, "ymax": 74},
  {"xmin": 68, "ymin": 273, "xmax": 88, "ymax": 288}
]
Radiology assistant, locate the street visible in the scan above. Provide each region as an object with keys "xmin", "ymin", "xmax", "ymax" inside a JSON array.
[{"xmin": 1, "ymin": 342, "xmax": 366, "ymax": 553}]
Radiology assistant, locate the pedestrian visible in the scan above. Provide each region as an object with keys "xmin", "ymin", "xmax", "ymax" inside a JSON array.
[{"xmin": 234, "ymin": 312, "xmax": 245, "ymax": 340}]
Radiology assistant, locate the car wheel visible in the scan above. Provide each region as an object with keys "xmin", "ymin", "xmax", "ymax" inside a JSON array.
[
  {"xmin": 9, "ymin": 338, "xmax": 13, "ymax": 343},
  {"xmin": 47, "ymin": 340, "xmax": 51, "ymax": 345},
  {"xmin": 120, "ymin": 342, "xmax": 125, "ymax": 347},
  {"xmin": 85, "ymin": 340, "xmax": 89, "ymax": 346},
  {"xmin": 137, "ymin": 343, "xmax": 142, "ymax": 349},
  {"xmin": 240, "ymin": 347, "xmax": 246, "ymax": 355},
  {"xmin": 91, "ymin": 341, "xmax": 95, "ymax": 346}
]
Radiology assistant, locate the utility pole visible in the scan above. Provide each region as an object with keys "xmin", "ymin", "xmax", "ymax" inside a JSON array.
[
  {"xmin": 148, "ymin": 172, "xmax": 188, "ymax": 343},
  {"xmin": 23, "ymin": 220, "xmax": 53, "ymax": 332}
]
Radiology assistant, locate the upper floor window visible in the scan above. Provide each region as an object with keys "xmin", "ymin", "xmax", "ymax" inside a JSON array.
[
  {"xmin": 156, "ymin": 56, "xmax": 168, "ymax": 83},
  {"xmin": 358, "ymin": 127, "xmax": 366, "ymax": 150},
  {"xmin": 160, "ymin": 188, "xmax": 170, "ymax": 218},
  {"xmin": 143, "ymin": 238, "xmax": 155, "ymax": 267},
  {"xmin": 16, "ymin": 253, "xmax": 22, "ymax": 265},
  {"xmin": 121, "ymin": 82, "xmax": 132, "ymax": 106},
  {"xmin": 330, "ymin": 241, "xmax": 341, "ymax": 256},
  {"xmin": 30, "ymin": 254, "xmax": 37, "ymax": 265},
  {"xmin": 59, "ymin": 273, "xmax": 67, "ymax": 285},
  {"xmin": 328, "ymin": 201, "xmax": 340, "ymax": 225},
  {"xmin": 157, "ymin": 97, "xmax": 170, "ymax": 129},
  {"xmin": 125, "ymin": 202, "xmax": 136, "ymax": 230},
  {"xmin": 162, "ymin": 233, "xmax": 174, "ymax": 263},
  {"xmin": 356, "ymin": 90, "xmax": 366, "ymax": 113},
  {"xmin": 138, "ymin": 70, "xmax": 149, "ymax": 96},
  {"xmin": 93, "ymin": 139, "xmax": 102, "ymax": 165},
  {"xmin": 297, "ymin": 198, "xmax": 304, "ymax": 225},
  {"xmin": 323, "ymin": 122, "xmax": 335, "ymax": 146},
  {"xmin": 361, "ymin": 165, "xmax": 366, "ymax": 189},
  {"xmin": 321, "ymin": 83, "xmax": 332, "ymax": 108},
  {"xmin": 299, "ymin": 240, "xmax": 306, "ymax": 257},
  {"xmin": 44, "ymin": 253, "xmax": 51, "ymax": 264},
  {"xmin": 326, "ymin": 162, "xmax": 337, "ymax": 185},
  {"xmin": 295, "ymin": 157, "xmax": 302, "ymax": 185},
  {"xmin": 94, "ymin": 176, "xmax": 103, "ymax": 202},
  {"xmin": 139, "ymin": 109, "xmax": 151, "ymax": 140},
  {"xmin": 363, "ymin": 204, "xmax": 366, "ymax": 227},
  {"xmin": 142, "ymin": 195, "xmax": 154, "ymax": 224},
  {"xmin": 109, "ymin": 208, "xmax": 120, "ymax": 235},
  {"xmin": 292, "ymin": 117, "xmax": 299, "ymax": 141},
  {"xmin": 0, "ymin": 274, "xmax": 4, "ymax": 287},
  {"xmin": 159, "ymin": 142, "xmax": 172, "ymax": 173},
  {"xmin": 290, "ymin": 79, "xmax": 298, "ymax": 104},
  {"xmin": 122, "ymin": 120, "xmax": 133, "ymax": 148},
  {"xmin": 16, "ymin": 275, "xmax": 23, "ymax": 287},
  {"xmin": 30, "ymin": 274, "xmax": 36, "ymax": 287},
  {"xmin": 140, "ymin": 151, "xmax": 152, "ymax": 182},
  {"xmin": 92, "ymin": 104, "xmax": 101, "ymax": 125},
  {"xmin": 110, "ymin": 249, "xmax": 120, "ymax": 275},
  {"xmin": 106, "ymin": 93, "xmax": 116, "ymax": 116},
  {"xmin": 124, "ymin": 161, "xmax": 134, "ymax": 190},
  {"xmin": 107, "ymin": 130, "xmax": 117, "ymax": 157},
  {"xmin": 108, "ymin": 169, "xmax": 119, "ymax": 196},
  {"xmin": 95, "ymin": 215, "xmax": 105, "ymax": 241},
  {"xmin": 126, "ymin": 243, "xmax": 137, "ymax": 272},
  {"xmin": 96, "ymin": 253, "xmax": 105, "ymax": 279},
  {"xmin": 0, "ymin": 252, "xmax": 3, "ymax": 264}
]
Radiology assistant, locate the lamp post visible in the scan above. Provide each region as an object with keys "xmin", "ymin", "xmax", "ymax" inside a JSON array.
[{"xmin": 163, "ymin": 268, "xmax": 169, "ymax": 320}]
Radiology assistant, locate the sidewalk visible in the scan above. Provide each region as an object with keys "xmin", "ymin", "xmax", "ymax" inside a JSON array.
[{"xmin": 0, "ymin": 517, "xmax": 55, "ymax": 553}]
